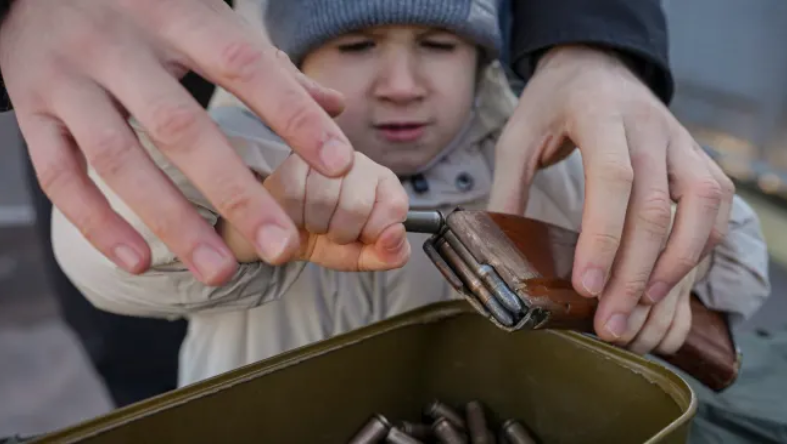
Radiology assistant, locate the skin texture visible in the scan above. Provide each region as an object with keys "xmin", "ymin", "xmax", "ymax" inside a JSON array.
[
  {"xmin": 300, "ymin": 26, "xmax": 479, "ymax": 176},
  {"xmin": 219, "ymin": 152, "xmax": 411, "ymax": 272},
  {"xmin": 0, "ymin": 0, "xmax": 353, "ymax": 285},
  {"xmin": 222, "ymin": 25, "xmax": 702, "ymax": 354},
  {"xmin": 0, "ymin": 1, "xmax": 731, "ymax": 347},
  {"xmin": 487, "ymin": 45, "xmax": 734, "ymax": 344}
]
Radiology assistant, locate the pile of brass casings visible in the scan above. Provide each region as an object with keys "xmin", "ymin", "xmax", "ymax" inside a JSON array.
[{"xmin": 348, "ymin": 399, "xmax": 538, "ymax": 444}]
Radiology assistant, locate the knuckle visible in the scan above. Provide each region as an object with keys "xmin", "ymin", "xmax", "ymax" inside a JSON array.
[
  {"xmin": 606, "ymin": 162, "xmax": 635, "ymax": 186},
  {"xmin": 85, "ymin": 129, "xmax": 135, "ymax": 177},
  {"xmin": 36, "ymin": 159, "xmax": 75, "ymax": 197},
  {"xmin": 141, "ymin": 212, "xmax": 181, "ymax": 243},
  {"xmin": 387, "ymin": 191, "xmax": 410, "ymax": 222},
  {"xmin": 214, "ymin": 183, "xmax": 255, "ymax": 221},
  {"xmin": 343, "ymin": 195, "xmax": 373, "ymax": 220},
  {"xmin": 274, "ymin": 48, "xmax": 294, "ymax": 67},
  {"xmin": 708, "ymin": 225, "xmax": 728, "ymax": 246},
  {"xmin": 673, "ymin": 253, "xmax": 699, "ymax": 273},
  {"xmin": 590, "ymin": 232, "xmax": 621, "ymax": 255},
  {"xmin": 63, "ymin": 18, "xmax": 108, "ymax": 61},
  {"xmin": 588, "ymin": 156, "xmax": 634, "ymax": 189},
  {"xmin": 692, "ymin": 177, "xmax": 723, "ymax": 206},
  {"xmin": 279, "ymin": 97, "xmax": 322, "ymax": 141},
  {"xmin": 278, "ymin": 177, "xmax": 305, "ymax": 207},
  {"xmin": 382, "ymin": 170, "xmax": 409, "ymax": 219},
  {"xmin": 74, "ymin": 206, "xmax": 118, "ymax": 245},
  {"xmin": 719, "ymin": 174, "xmax": 735, "ymax": 195},
  {"xmin": 620, "ymin": 278, "xmax": 649, "ymax": 304},
  {"xmin": 217, "ymin": 41, "xmax": 263, "ymax": 83},
  {"xmin": 637, "ymin": 190, "xmax": 673, "ymax": 236},
  {"xmin": 312, "ymin": 193, "xmax": 335, "ymax": 212},
  {"xmin": 148, "ymin": 101, "xmax": 200, "ymax": 148}
]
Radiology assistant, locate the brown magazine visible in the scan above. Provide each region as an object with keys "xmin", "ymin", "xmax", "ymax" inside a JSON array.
[{"xmin": 407, "ymin": 208, "xmax": 740, "ymax": 392}]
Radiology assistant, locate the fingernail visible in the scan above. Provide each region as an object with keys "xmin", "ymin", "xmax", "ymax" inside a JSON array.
[
  {"xmin": 320, "ymin": 136, "xmax": 353, "ymax": 175},
  {"xmin": 113, "ymin": 245, "xmax": 142, "ymax": 271},
  {"xmin": 646, "ymin": 281, "xmax": 670, "ymax": 303},
  {"xmin": 605, "ymin": 313, "xmax": 629, "ymax": 339},
  {"xmin": 192, "ymin": 244, "xmax": 231, "ymax": 282},
  {"xmin": 582, "ymin": 268, "xmax": 606, "ymax": 296},
  {"xmin": 256, "ymin": 224, "xmax": 293, "ymax": 263}
]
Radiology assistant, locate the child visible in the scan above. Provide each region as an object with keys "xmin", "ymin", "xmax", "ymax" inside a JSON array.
[{"xmin": 51, "ymin": 0, "xmax": 770, "ymax": 387}]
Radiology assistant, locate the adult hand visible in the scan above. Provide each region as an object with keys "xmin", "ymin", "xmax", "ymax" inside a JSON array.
[
  {"xmin": 0, "ymin": 0, "xmax": 353, "ymax": 286},
  {"xmin": 488, "ymin": 45, "xmax": 734, "ymax": 342}
]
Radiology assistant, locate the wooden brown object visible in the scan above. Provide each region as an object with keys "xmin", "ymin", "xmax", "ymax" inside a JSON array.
[{"xmin": 439, "ymin": 209, "xmax": 740, "ymax": 392}]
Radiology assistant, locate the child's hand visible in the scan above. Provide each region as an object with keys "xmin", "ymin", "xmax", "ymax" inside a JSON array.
[
  {"xmin": 616, "ymin": 255, "xmax": 710, "ymax": 355},
  {"xmin": 217, "ymin": 152, "xmax": 410, "ymax": 272}
]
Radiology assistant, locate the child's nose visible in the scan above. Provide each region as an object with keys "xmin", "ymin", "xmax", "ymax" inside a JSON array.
[{"xmin": 375, "ymin": 53, "xmax": 426, "ymax": 103}]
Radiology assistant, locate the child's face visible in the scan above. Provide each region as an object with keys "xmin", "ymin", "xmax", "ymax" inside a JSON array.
[{"xmin": 301, "ymin": 25, "xmax": 479, "ymax": 176}]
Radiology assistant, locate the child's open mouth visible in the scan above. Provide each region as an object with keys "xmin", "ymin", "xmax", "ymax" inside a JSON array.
[{"xmin": 375, "ymin": 122, "xmax": 427, "ymax": 143}]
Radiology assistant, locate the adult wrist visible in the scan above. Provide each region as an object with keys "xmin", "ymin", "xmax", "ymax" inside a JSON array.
[{"xmin": 520, "ymin": 43, "xmax": 670, "ymax": 105}]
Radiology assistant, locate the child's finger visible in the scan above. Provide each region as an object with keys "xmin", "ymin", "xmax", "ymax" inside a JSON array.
[
  {"xmin": 626, "ymin": 278, "xmax": 683, "ymax": 355},
  {"xmin": 304, "ymin": 168, "xmax": 342, "ymax": 234},
  {"xmin": 361, "ymin": 224, "xmax": 411, "ymax": 271},
  {"xmin": 327, "ymin": 154, "xmax": 376, "ymax": 245},
  {"xmin": 655, "ymin": 283, "xmax": 693, "ymax": 355},
  {"xmin": 262, "ymin": 154, "xmax": 310, "ymax": 227},
  {"xmin": 360, "ymin": 169, "xmax": 409, "ymax": 245},
  {"xmin": 301, "ymin": 226, "xmax": 408, "ymax": 272}
]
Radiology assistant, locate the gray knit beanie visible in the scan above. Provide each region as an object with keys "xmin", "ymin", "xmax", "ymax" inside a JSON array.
[{"xmin": 264, "ymin": 0, "xmax": 503, "ymax": 67}]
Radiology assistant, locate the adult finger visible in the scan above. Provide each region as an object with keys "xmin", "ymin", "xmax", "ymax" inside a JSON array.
[
  {"xmin": 571, "ymin": 115, "xmax": 632, "ymax": 304},
  {"xmin": 327, "ymin": 156, "xmax": 377, "ymax": 245},
  {"xmin": 303, "ymin": 167, "xmax": 342, "ymax": 234},
  {"xmin": 50, "ymin": 78, "xmax": 238, "ymax": 284},
  {"xmin": 644, "ymin": 135, "xmax": 721, "ymax": 305},
  {"xmin": 92, "ymin": 44, "xmax": 300, "ymax": 267},
  {"xmin": 360, "ymin": 169, "xmax": 409, "ymax": 244},
  {"xmin": 21, "ymin": 112, "xmax": 152, "ymax": 275},
  {"xmin": 487, "ymin": 94, "xmax": 550, "ymax": 215},
  {"xmin": 656, "ymin": 287, "xmax": 693, "ymax": 355},
  {"xmin": 699, "ymin": 148, "xmax": 735, "ymax": 257},
  {"xmin": 154, "ymin": 0, "xmax": 354, "ymax": 177},
  {"xmin": 593, "ymin": 120, "xmax": 671, "ymax": 340},
  {"xmin": 272, "ymin": 49, "xmax": 345, "ymax": 118}
]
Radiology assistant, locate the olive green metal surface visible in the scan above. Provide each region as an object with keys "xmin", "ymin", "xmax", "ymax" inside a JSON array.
[{"xmin": 33, "ymin": 301, "xmax": 697, "ymax": 444}]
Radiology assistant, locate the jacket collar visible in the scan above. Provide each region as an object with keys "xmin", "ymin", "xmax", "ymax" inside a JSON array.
[{"xmin": 402, "ymin": 61, "xmax": 517, "ymax": 209}]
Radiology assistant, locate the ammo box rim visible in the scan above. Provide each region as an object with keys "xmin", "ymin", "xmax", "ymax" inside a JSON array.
[{"xmin": 33, "ymin": 301, "xmax": 698, "ymax": 444}]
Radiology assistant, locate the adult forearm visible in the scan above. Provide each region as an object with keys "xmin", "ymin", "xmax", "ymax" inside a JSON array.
[{"xmin": 509, "ymin": 0, "xmax": 674, "ymax": 104}]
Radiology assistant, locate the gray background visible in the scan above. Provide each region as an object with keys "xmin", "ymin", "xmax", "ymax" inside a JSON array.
[{"xmin": 1, "ymin": 0, "xmax": 786, "ymax": 437}]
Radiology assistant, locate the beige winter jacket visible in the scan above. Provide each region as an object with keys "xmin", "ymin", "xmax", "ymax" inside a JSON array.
[{"xmin": 51, "ymin": 63, "xmax": 770, "ymax": 387}]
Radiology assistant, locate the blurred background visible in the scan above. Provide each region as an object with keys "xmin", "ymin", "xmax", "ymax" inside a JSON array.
[{"xmin": 1, "ymin": 0, "xmax": 787, "ymax": 438}]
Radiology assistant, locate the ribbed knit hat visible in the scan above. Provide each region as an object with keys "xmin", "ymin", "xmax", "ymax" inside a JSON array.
[{"xmin": 264, "ymin": 0, "xmax": 503, "ymax": 67}]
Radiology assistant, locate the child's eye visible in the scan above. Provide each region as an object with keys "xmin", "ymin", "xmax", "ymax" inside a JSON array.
[
  {"xmin": 421, "ymin": 40, "xmax": 457, "ymax": 51},
  {"xmin": 337, "ymin": 41, "xmax": 375, "ymax": 53}
]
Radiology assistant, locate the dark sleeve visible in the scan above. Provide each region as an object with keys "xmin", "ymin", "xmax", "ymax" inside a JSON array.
[
  {"xmin": 509, "ymin": 0, "xmax": 674, "ymax": 104},
  {"xmin": 0, "ymin": 0, "xmax": 234, "ymax": 112},
  {"xmin": 0, "ymin": 0, "xmax": 13, "ymax": 112}
]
